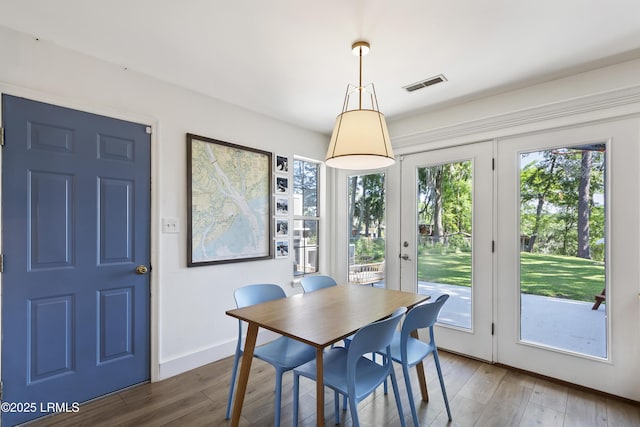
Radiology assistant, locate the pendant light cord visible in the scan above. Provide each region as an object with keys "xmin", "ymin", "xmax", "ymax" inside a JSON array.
[{"xmin": 358, "ymin": 46, "xmax": 363, "ymax": 110}]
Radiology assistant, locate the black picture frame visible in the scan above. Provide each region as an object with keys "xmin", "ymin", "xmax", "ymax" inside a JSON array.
[{"xmin": 187, "ymin": 133, "xmax": 272, "ymax": 266}]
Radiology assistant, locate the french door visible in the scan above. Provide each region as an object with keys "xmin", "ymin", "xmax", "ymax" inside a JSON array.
[
  {"xmin": 400, "ymin": 141, "xmax": 494, "ymax": 361},
  {"xmin": 400, "ymin": 118, "xmax": 640, "ymax": 400},
  {"xmin": 496, "ymin": 119, "xmax": 640, "ymax": 400}
]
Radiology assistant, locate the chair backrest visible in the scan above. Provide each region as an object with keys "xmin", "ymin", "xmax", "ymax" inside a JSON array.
[
  {"xmin": 347, "ymin": 307, "xmax": 407, "ymax": 367},
  {"xmin": 233, "ymin": 284, "xmax": 287, "ymax": 349},
  {"xmin": 299, "ymin": 275, "xmax": 337, "ymax": 293},
  {"xmin": 401, "ymin": 294, "xmax": 449, "ymax": 341},
  {"xmin": 234, "ymin": 283, "xmax": 286, "ymax": 309}
]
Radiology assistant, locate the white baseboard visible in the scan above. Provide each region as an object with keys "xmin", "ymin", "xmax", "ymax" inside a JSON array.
[
  {"xmin": 158, "ymin": 341, "xmax": 234, "ymax": 380},
  {"xmin": 157, "ymin": 331, "xmax": 278, "ymax": 380}
]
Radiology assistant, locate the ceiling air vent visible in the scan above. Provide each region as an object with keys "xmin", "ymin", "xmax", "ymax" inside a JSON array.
[{"xmin": 403, "ymin": 74, "xmax": 447, "ymax": 92}]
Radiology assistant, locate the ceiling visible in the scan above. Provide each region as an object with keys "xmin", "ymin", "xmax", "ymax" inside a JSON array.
[{"xmin": 2, "ymin": 0, "xmax": 640, "ymax": 135}]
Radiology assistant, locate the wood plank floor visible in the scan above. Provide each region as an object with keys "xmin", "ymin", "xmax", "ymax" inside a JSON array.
[{"xmin": 25, "ymin": 351, "xmax": 640, "ymax": 426}]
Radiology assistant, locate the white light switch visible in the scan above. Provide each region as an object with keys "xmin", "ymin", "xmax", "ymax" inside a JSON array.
[{"xmin": 162, "ymin": 217, "xmax": 180, "ymax": 233}]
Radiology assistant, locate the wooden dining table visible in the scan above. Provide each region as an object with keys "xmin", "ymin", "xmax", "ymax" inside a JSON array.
[{"xmin": 225, "ymin": 284, "xmax": 430, "ymax": 427}]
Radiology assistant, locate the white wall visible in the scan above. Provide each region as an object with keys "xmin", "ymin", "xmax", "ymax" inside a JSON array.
[{"xmin": 0, "ymin": 26, "xmax": 329, "ymax": 380}]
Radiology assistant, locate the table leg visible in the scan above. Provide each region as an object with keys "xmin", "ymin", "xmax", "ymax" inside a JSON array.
[
  {"xmin": 230, "ymin": 322, "xmax": 258, "ymax": 427},
  {"xmin": 315, "ymin": 347, "xmax": 325, "ymax": 427},
  {"xmin": 411, "ymin": 330, "xmax": 429, "ymax": 402}
]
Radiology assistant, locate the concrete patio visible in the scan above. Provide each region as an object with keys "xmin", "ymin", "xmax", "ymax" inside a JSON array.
[{"xmin": 417, "ymin": 282, "xmax": 608, "ymax": 358}]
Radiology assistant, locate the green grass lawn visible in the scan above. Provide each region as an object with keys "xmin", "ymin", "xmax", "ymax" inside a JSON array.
[{"xmin": 417, "ymin": 249, "xmax": 605, "ymax": 302}]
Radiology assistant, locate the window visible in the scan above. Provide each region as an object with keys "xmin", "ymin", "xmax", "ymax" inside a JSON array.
[
  {"xmin": 293, "ymin": 159, "xmax": 319, "ymax": 276},
  {"xmin": 348, "ymin": 173, "xmax": 386, "ymax": 286}
]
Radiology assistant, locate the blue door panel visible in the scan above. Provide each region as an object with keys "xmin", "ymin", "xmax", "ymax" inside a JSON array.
[
  {"xmin": 28, "ymin": 121, "xmax": 74, "ymax": 153},
  {"xmin": 2, "ymin": 95, "xmax": 150, "ymax": 426},
  {"xmin": 99, "ymin": 287, "xmax": 134, "ymax": 363},
  {"xmin": 97, "ymin": 133, "xmax": 135, "ymax": 162},
  {"xmin": 99, "ymin": 178, "xmax": 133, "ymax": 263},
  {"xmin": 29, "ymin": 171, "xmax": 74, "ymax": 269},
  {"xmin": 28, "ymin": 296, "xmax": 74, "ymax": 382}
]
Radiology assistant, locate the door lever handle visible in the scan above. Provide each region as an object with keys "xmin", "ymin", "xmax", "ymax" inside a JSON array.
[{"xmin": 400, "ymin": 254, "xmax": 411, "ymax": 261}]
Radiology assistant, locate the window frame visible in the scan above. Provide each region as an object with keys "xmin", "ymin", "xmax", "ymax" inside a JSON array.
[
  {"xmin": 347, "ymin": 172, "xmax": 387, "ymax": 286},
  {"xmin": 292, "ymin": 157, "xmax": 321, "ymax": 277}
]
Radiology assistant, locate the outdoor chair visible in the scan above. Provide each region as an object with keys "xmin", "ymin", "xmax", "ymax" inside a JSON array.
[
  {"xmin": 292, "ymin": 307, "xmax": 408, "ymax": 427},
  {"xmin": 225, "ymin": 284, "xmax": 316, "ymax": 427}
]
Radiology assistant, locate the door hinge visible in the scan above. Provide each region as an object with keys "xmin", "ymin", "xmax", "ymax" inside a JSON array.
[
  {"xmin": 1, "ymin": 126, "xmax": 4, "ymax": 146},
  {"xmin": 0, "ymin": 254, "xmax": 3, "ymax": 273},
  {"xmin": 491, "ymin": 323, "xmax": 495, "ymax": 335},
  {"xmin": 491, "ymin": 241, "xmax": 495, "ymax": 253},
  {"xmin": 145, "ymin": 126, "xmax": 152, "ymax": 135},
  {"xmin": 1, "ymin": 380, "xmax": 3, "ymax": 400},
  {"xmin": 491, "ymin": 157, "xmax": 495, "ymax": 170}
]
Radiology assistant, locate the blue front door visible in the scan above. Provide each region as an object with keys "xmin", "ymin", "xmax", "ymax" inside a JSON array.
[{"xmin": 1, "ymin": 95, "xmax": 151, "ymax": 426}]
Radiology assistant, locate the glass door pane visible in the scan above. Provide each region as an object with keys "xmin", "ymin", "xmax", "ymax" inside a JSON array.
[
  {"xmin": 417, "ymin": 161, "xmax": 473, "ymax": 329},
  {"xmin": 347, "ymin": 173, "xmax": 386, "ymax": 287},
  {"xmin": 519, "ymin": 146, "xmax": 607, "ymax": 358}
]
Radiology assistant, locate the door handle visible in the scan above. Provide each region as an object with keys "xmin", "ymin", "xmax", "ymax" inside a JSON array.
[
  {"xmin": 135, "ymin": 265, "xmax": 149, "ymax": 275},
  {"xmin": 400, "ymin": 254, "xmax": 411, "ymax": 261}
]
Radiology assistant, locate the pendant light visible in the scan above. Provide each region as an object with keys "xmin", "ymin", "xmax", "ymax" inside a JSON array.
[{"xmin": 325, "ymin": 41, "xmax": 395, "ymax": 170}]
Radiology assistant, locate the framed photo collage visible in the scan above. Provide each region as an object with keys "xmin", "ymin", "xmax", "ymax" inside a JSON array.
[{"xmin": 274, "ymin": 154, "xmax": 290, "ymax": 259}]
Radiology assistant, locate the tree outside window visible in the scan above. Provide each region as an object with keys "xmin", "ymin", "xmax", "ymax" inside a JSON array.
[{"xmin": 293, "ymin": 159, "xmax": 319, "ymax": 276}]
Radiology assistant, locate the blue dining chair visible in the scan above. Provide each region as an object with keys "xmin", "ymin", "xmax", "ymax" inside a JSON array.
[
  {"xmin": 386, "ymin": 294, "xmax": 452, "ymax": 426},
  {"xmin": 292, "ymin": 307, "xmax": 408, "ymax": 427},
  {"xmin": 300, "ymin": 275, "xmax": 352, "ymax": 349},
  {"xmin": 299, "ymin": 275, "xmax": 337, "ymax": 292},
  {"xmin": 299, "ymin": 273, "xmax": 350, "ymax": 409},
  {"xmin": 225, "ymin": 284, "xmax": 316, "ymax": 427}
]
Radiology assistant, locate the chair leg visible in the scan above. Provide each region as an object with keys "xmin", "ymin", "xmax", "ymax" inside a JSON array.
[
  {"xmin": 340, "ymin": 337, "xmax": 352, "ymax": 414},
  {"xmin": 348, "ymin": 394, "xmax": 360, "ymax": 427},
  {"xmin": 293, "ymin": 372, "xmax": 300, "ymax": 427},
  {"xmin": 382, "ymin": 354, "xmax": 388, "ymax": 394},
  {"xmin": 433, "ymin": 350, "xmax": 452, "ymax": 421},
  {"xmin": 334, "ymin": 391, "xmax": 340, "ymax": 425},
  {"xmin": 389, "ymin": 369, "xmax": 407, "ymax": 427},
  {"xmin": 225, "ymin": 351, "xmax": 241, "ymax": 420},
  {"xmin": 402, "ymin": 363, "xmax": 419, "ymax": 427},
  {"xmin": 274, "ymin": 370, "xmax": 284, "ymax": 427}
]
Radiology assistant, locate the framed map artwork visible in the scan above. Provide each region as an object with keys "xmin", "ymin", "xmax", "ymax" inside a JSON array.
[{"xmin": 187, "ymin": 134, "xmax": 272, "ymax": 266}]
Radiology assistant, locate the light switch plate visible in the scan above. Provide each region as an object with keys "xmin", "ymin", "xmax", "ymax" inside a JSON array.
[{"xmin": 162, "ymin": 217, "xmax": 180, "ymax": 233}]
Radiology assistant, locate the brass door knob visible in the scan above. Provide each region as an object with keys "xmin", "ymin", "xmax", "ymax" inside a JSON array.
[{"xmin": 135, "ymin": 265, "xmax": 149, "ymax": 275}]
